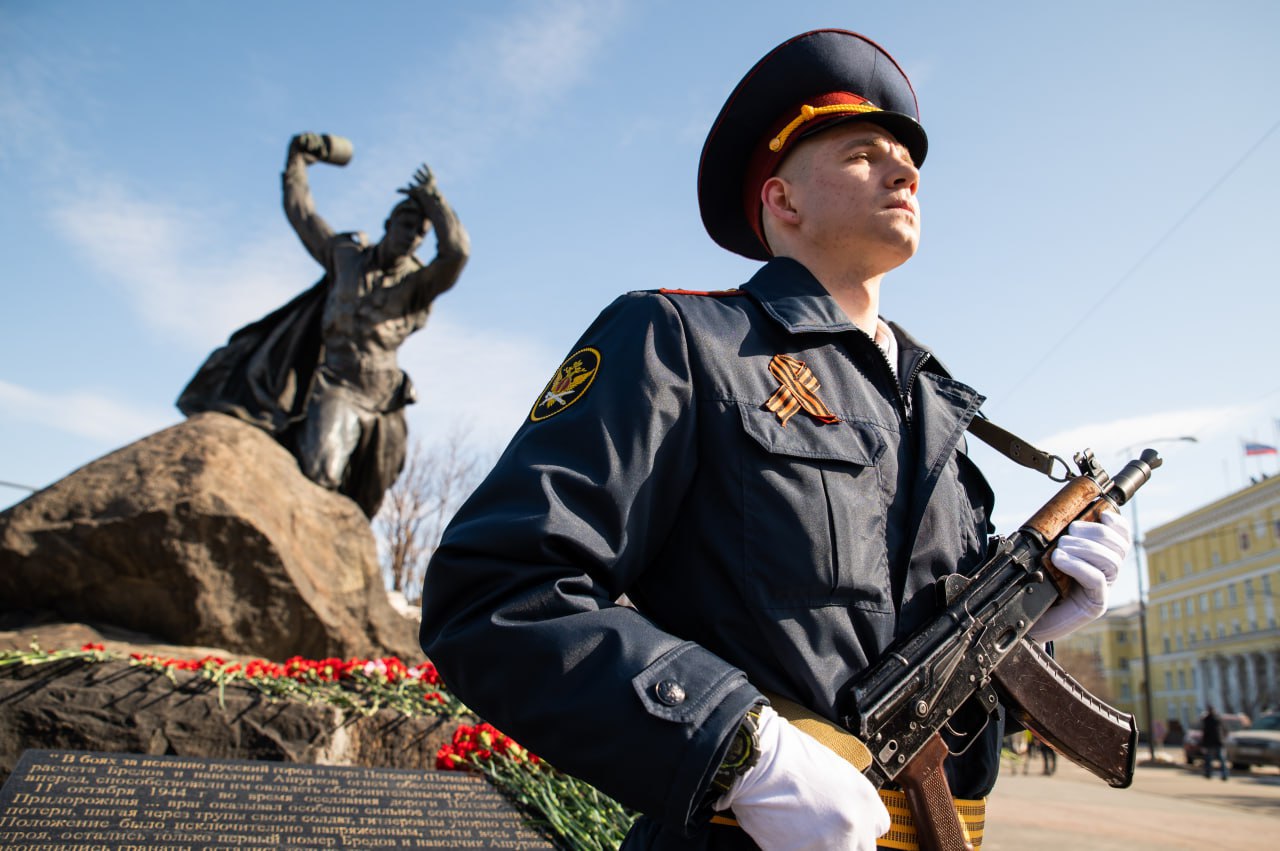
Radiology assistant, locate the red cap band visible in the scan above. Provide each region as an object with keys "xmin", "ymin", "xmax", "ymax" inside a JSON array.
[{"xmin": 741, "ymin": 92, "xmax": 880, "ymax": 253}]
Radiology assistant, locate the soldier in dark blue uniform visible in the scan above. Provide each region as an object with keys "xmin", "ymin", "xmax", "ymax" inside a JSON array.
[{"xmin": 420, "ymin": 30, "xmax": 1129, "ymax": 850}]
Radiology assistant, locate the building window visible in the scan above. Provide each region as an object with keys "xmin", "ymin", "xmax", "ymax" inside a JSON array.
[
  {"xmin": 1273, "ymin": 518, "xmax": 1280, "ymax": 539},
  {"xmin": 1204, "ymin": 626, "xmax": 1211, "ymax": 641},
  {"xmin": 1200, "ymin": 594, "xmax": 1209, "ymax": 613},
  {"xmin": 1117, "ymin": 631, "xmax": 1126, "ymax": 644},
  {"xmin": 1120, "ymin": 657, "xmax": 1129, "ymax": 670},
  {"xmin": 1246, "ymin": 579, "xmax": 1255, "ymax": 599},
  {"xmin": 1121, "ymin": 683, "xmax": 1132, "ymax": 700},
  {"xmin": 1212, "ymin": 551, "xmax": 1221, "ymax": 565},
  {"xmin": 1176, "ymin": 634, "xmax": 1184, "ymax": 650},
  {"xmin": 1186, "ymin": 599, "xmax": 1194, "ymax": 617},
  {"xmin": 1218, "ymin": 624, "xmax": 1226, "ymax": 639},
  {"xmin": 1160, "ymin": 603, "xmax": 1168, "ymax": 620},
  {"xmin": 1163, "ymin": 636, "xmax": 1171, "ymax": 653},
  {"xmin": 1189, "ymin": 631, "xmax": 1197, "ymax": 646},
  {"xmin": 1178, "ymin": 669, "xmax": 1186, "ymax": 690},
  {"xmin": 1192, "ymin": 669, "xmax": 1198, "ymax": 688},
  {"xmin": 1240, "ymin": 530, "xmax": 1251, "ymax": 551},
  {"xmin": 1229, "ymin": 585, "xmax": 1238, "ymax": 606},
  {"xmin": 1165, "ymin": 671, "xmax": 1173, "ymax": 691},
  {"xmin": 1264, "ymin": 575, "xmax": 1273, "ymax": 595},
  {"xmin": 1233, "ymin": 620, "xmax": 1241, "ymax": 635}
]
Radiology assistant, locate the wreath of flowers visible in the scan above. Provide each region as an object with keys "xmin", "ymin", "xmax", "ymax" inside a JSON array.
[{"xmin": 0, "ymin": 642, "xmax": 635, "ymax": 850}]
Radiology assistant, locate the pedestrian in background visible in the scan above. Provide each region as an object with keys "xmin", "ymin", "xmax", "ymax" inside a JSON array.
[
  {"xmin": 1035, "ymin": 736, "xmax": 1057, "ymax": 776},
  {"xmin": 1199, "ymin": 705, "xmax": 1229, "ymax": 781}
]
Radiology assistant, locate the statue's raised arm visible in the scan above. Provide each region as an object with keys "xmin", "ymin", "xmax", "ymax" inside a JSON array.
[
  {"xmin": 386, "ymin": 163, "xmax": 470, "ymax": 310},
  {"xmin": 282, "ymin": 132, "xmax": 347, "ymax": 267}
]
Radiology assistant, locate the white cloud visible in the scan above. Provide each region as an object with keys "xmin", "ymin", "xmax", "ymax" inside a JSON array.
[
  {"xmin": 367, "ymin": 0, "xmax": 628, "ymax": 187},
  {"xmin": 49, "ymin": 182, "xmax": 312, "ymax": 349},
  {"xmin": 486, "ymin": 0, "xmax": 614, "ymax": 102},
  {"xmin": 0, "ymin": 42, "xmax": 79, "ymax": 169},
  {"xmin": 1035, "ymin": 404, "xmax": 1255, "ymax": 461},
  {"xmin": 0, "ymin": 378, "xmax": 176, "ymax": 445}
]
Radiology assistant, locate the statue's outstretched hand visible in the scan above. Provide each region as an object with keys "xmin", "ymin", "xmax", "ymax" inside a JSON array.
[
  {"xmin": 411, "ymin": 164, "xmax": 439, "ymax": 195},
  {"xmin": 398, "ymin": 164, "xmax": 442, "ymax": 210}
]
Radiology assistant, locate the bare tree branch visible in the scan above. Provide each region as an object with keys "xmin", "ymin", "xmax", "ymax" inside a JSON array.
[{"xmin": 374, "ymin": 426, "xmax": 489, "ymax": 605}]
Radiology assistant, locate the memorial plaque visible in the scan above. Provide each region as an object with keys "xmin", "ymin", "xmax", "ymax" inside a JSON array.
[{"xmin": 0, "ymin": 750, "xmax": 555, "ymax": 849}]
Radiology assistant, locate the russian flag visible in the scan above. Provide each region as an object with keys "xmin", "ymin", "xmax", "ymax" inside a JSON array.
[{"xmin": 1244, "ymin": 442, "xmax": 1278, "ymax": 456}]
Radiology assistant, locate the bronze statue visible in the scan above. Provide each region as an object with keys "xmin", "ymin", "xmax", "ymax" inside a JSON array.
[{"xmin": 178, "ymin": 133, "xmax": 470, "ymax": 518}]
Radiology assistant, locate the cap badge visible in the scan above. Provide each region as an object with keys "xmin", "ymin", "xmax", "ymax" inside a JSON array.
[
  {"xmin": 530, "ymin": 347, "xmax": 601, "ymax": 422},
  {"xmin": 769, "ymin": 100, "xmax": 882, "ymax": 152},
  {"xmin": 765, "ymin": 354, "xmax": 841, "ymax": 427}
]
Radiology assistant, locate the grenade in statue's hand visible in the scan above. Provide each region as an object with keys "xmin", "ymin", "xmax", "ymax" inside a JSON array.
[{"xmin": 315, "ymin": 134, "xmax": 353, "ymax": 166}]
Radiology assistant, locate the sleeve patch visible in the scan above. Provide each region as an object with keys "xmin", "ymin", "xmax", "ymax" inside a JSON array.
[{"xmin": 529, "ymin": 347, "xmax": 602, "ymax": 422}]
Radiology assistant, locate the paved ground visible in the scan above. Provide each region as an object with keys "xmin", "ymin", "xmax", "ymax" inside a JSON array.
[{"xmin": 982, "ymin": 747, "xmax": 1280, "ymax": 849}]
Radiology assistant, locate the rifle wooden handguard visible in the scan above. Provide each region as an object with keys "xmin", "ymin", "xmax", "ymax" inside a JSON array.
[{"xmin": 1021, "ymin": 475, "xmax": 1116, "ymax": 598}]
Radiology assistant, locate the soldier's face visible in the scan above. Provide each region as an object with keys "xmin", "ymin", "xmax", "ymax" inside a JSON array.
[
  {"xmin": 775, "ymin": 121, "xmax": 920, "ymax": 272},
  {"xmin": 384, "ymin": 212, "xmax": 428, "ymax": 257}
]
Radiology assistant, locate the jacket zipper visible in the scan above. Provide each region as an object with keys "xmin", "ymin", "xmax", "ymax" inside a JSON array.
[
  {"xmin": 899, "ymin": 352, "xmax": 931, "ymax": 425},
  {"xmin": 868, "ymin": 337, "xmax": 930, "ymax": 427}
]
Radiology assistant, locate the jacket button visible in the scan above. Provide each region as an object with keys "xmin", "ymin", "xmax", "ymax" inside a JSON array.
[{"xmin": 655, "ymin": 680, "xmax": 687, "ymax": 706}]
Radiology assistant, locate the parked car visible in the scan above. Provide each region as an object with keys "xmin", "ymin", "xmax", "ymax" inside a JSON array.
[
  {"xmin": 1226, "ymin": 713, "xmax": 1280, "ymax": 771},
  {"xmin": 1183, "ymin": 713, "xmax": 1250, "ymax": 764}
]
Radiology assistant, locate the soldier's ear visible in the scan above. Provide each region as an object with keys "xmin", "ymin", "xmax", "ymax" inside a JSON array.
[{"xmin": 761, "ymin": 176, "xmax": 800, "ymax": 225}]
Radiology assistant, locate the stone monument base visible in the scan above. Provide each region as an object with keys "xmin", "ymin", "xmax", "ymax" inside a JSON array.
[{"xmin": 0, "ymin": 750, "xmax": 554, "ymax": 849}]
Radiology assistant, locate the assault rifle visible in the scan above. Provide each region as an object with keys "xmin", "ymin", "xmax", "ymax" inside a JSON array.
[{"xmin": 837, "ymin": 448, "xmax": 1162, "ymax": 851}]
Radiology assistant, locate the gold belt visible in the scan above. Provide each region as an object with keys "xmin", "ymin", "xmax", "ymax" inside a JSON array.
[{"xmin": 877, "ymin": 787, "xmax": 985, "ymax": 850}]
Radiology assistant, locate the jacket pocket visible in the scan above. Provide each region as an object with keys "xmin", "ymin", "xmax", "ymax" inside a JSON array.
[{"xmin": 736, "ymin": 404, "xmax": 893, "ymax": 612}]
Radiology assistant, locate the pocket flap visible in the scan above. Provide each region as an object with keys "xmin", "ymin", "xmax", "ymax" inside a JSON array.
[{"xmin": 738, "ymin": 403, "xmax": 885, "ymax": 466}]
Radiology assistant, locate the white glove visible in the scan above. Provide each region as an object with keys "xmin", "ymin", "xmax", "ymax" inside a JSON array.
[
  {"xmin": 714, "ymin": 704, "xmax": 890, "ymax": 851},
  {"xmin": 1029, "ymin": 510, "xmax": 1131, "ymax": 642}
]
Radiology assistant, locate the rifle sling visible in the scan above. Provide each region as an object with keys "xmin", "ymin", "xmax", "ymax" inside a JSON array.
[{"xmin": 965, "ymin": 416, "xmax": 1057, "ymax": 478}]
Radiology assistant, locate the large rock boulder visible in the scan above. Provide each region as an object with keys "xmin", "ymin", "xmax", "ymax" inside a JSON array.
[{"xmin": 0, "ymin": 412, "xmax": 419, "ymax": 661}]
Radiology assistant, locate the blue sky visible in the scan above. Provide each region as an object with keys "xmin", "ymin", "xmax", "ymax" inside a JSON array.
[{"xmin": 2, "ymin": 1, "xmax": 1278, "ymax": 606}]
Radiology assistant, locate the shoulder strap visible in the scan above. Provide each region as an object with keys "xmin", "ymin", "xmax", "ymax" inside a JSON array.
[{"xmin": 966, "ymin": 416, "xmax": 1064, "ymax": 480}]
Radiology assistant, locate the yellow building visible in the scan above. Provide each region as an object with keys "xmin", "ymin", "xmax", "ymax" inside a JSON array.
[{"xmin": 1143, "ymin": 474, "xmax": 1280, "ymax": 732}]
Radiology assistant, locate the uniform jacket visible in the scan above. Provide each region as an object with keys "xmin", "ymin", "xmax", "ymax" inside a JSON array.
[{"xmin": 420, "ymin": 257, "xmax": 999, "ymax": 848}]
